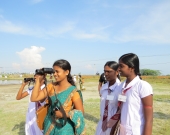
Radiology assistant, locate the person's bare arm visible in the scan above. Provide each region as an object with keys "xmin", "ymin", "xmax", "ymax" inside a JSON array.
[
  {"xmin": 142, "ymin": 95, "xmax": 153, "ymax": 135},
  {"xmin": 16, "ymin": 83, "xmax": 29, "ymax": 100},
  {"xmin": 98, "ymin": 82, "xmax": 102, "ymax": 91},
  {"xmin": 98, "ymin": 82, "xmax": 102, "ymax": 96},
  {"xmin": 40, "ymin": 98, "xmax": 47, "ymax": 103},
  {"xmin": 31, "ymin": 76, "xmax": 47, "ymax": 102},
  {"xmin": 73, "ymin": 98, "xmax": 84, "ymax": 113}
]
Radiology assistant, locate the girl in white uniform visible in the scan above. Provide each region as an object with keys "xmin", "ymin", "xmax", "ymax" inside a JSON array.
[
  {"xmin": 16, "ymin": 74, "xmax": 46, "ymax": 135},
  {"xmin": 95, "ymin": 61, "xmax": 121, "ymax": 135},
  {"xmin": 118, "ymin": 53, "xmax": 153, "ymax": 135}
]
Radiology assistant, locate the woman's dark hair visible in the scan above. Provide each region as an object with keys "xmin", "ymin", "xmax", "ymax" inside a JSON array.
[
  {"xmin": 119, "ymin": 53, "xmax": 142, "ymax": 79},
  {"xmin": 53, "ymin": 59, "xmax": 75, "ymax": 86},
  {"xmin": 104, "ymin": 61, "xmax": 121, "ymax": 81}
]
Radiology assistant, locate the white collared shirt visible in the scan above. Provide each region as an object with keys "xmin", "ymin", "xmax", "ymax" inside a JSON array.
[
  {"xmin": 119, "ymin": 76, "xmax": 153, "ymax": 135},
  {"xmin": 100, "ymin": 78, "xmax": 121, "ymax": 121},
  {"xmin": 95, "ymin": 78, "xmax": 121, "ymax": 135}
]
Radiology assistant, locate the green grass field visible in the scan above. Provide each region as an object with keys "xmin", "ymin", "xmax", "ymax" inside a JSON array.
[
  {"xmin": 0, "ymin": 75, "xmax": 170, "ymax": 135},
  {"xmin": 83, "ymin": 76, "xmax": 170, "ymax": 135}
]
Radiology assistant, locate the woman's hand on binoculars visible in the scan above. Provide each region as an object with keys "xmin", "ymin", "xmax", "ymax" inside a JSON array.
[
  {"xmin": 35, "ymin": 75, "xmax": 42, "ymax": 82},
  {"xmin": 22, "ymin": 81, "xmax": 29, "ymax": 86},
  {"xmin": 34, "ymin": 75, "xmax": 43, "ymax": 82}
]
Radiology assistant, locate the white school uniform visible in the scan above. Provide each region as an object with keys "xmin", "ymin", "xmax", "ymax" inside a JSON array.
[
  {"xmin": 25, "ymin": 84, "xmax": 45, "ymax": 135},
  {"xmin": 118, "ymin": 76, "xmax": 153, "ymax": 135},
  {"xmin": 95, "ymin": 78, "xmax": 121, "ymax": 135}
]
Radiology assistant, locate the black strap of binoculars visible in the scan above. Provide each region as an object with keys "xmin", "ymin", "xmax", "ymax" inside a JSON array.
[
  {"xmin": 51, "ymin": 82, "xmax": 67, "ymax": 127},
  {"xmin": 52, "ymin": 98, "xmax": 67, "ymax": 127}
]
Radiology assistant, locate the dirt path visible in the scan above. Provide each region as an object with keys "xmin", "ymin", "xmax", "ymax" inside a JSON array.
[
  {"xmin": 0, "ymin": 84, "xmax": 28, "ymax": 102},
  {"xmin": 78, "ymin": 82, "xmax": 100, "ymax": 100}
]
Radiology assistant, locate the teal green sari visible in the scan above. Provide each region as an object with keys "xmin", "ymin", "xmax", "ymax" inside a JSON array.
[{"xmin": 43, "ymin": 86, "xmax": 85, "ymax": 135}]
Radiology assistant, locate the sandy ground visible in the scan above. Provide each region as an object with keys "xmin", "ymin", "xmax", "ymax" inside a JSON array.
[
  {"xmin": 77, "ymin": 82, "xmax": 100, "ymax": 100},
  {"xmin": 1, "ymin": 81, "xmax": 170, "ymax": 135},
  {"xmin": 0, "ymin": 82, "xmax": 100, "ymax": 135},
  {"xmin": 0, "ymin": 84, "xmax": 28, "ymax": 102}
]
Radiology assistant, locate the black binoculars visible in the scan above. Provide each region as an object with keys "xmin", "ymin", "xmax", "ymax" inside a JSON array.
[
  {"xmin": 24, "ymin": 78, "xmax": 35, "ymax": 83},
  {"xmin": 35, "ymin": 68, "xmax": 54, "ymax": 75}
]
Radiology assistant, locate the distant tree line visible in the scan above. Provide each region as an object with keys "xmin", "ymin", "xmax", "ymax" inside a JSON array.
[
  {"xmin": 140, "ymin": 69, "xmax": 161, "ymax": 76},
  {"xmin": 95, "ymin": 69, "xmax": 162, "ymax": 76}
]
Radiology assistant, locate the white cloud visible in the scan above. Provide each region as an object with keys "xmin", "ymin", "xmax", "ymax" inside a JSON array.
[
  {"xmin": 113, "ymin": 1, "xmax": 170, "ymax": 44},
  {"xmin": 71, "ymin": 23, "xmax": 112, "ymax": 41},
  {"xmin": 0, "ymin": 15, "xmax": 23, "ymax": 33},
  {"xmin": 72, "ymin": 27, "xmax": 110, "ymax": 41},
  {"xmin": 0, "ymin": 15, "xmax": 75, "ymax": 38},
  {"xmin": 0, "ymin": 13, "xmax": 109, "ymax": 41},
  {"xmin": 16, "ymin": 46, "xmax": 45, "ymax": 70},
  {"xmin": 2, "ymin": 1, "xmax": 170, "ymax": 44},
  {"xmin": 47, "ymin": 22, "xmax": 75, "ymax": 37},
  {"xmin": 0, "ymin": 15, "xmax": 44, "ymax": 37},
  {"xmin": 0, "ymin": 14, "xmax": 110, "ymax": 41}
]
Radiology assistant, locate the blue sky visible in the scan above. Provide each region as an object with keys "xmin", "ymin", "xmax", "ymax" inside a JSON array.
[{"xmin": 0, "ymin": 0, "xmax": 170, "ymax": 75}]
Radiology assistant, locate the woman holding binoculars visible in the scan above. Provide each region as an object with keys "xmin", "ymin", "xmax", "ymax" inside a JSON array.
[
  {"xmin": 31, "ymin": 59, "xmax": 85, "ymax": 135},
  {"xmin": 16, "ymin": 74, "xmax": 46, "ymax": 135}
]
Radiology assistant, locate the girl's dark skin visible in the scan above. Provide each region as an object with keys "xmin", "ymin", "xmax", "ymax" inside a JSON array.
[
  {"xmin": 119, "ymin": 60, "xmax": 153, "ymax": 135},
  {"xmin": 16, "ymin": 74, "xmax": 45, "ymax": 101},
  {"xmin": 104, "ymin": 65, "xmax": 119, "ymax": 87},
  {"xmin": 31, "ymin": 65, "xmax": 84, "ymax": 118}
]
